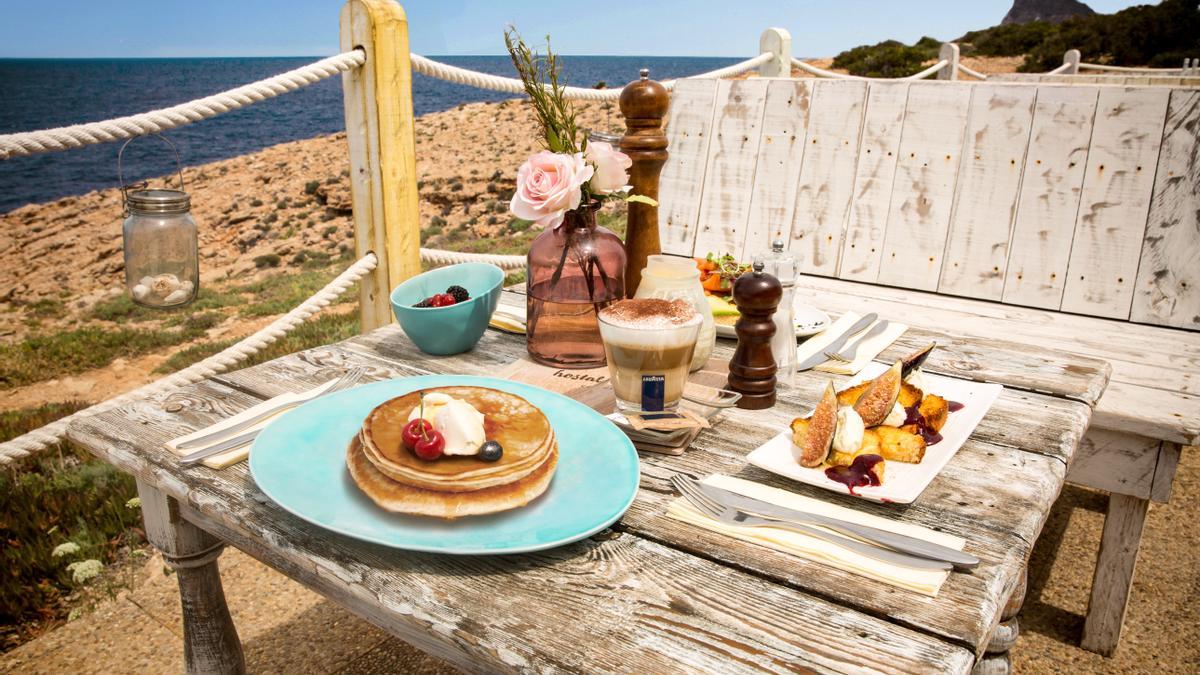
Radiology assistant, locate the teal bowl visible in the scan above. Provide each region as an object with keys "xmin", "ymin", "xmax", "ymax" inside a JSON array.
[{"xmin": 390, "ymin": 263, "xmax": 505, "ymax": 355}]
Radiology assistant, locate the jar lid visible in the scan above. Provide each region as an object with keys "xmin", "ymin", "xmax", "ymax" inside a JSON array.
[{"xmin": 126, "ymin": 188, "xmax": 190, "ymax": 215}]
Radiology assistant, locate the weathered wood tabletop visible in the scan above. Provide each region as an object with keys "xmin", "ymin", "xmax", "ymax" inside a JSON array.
[{"xmin": 68, "ymin": 288, "xmax": 1110, "ymax": 674}]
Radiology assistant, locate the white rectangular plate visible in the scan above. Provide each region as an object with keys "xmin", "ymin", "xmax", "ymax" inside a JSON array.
[{"xmin": 747, "ymin": 362, "xmax": 1003, "ymax": 503}]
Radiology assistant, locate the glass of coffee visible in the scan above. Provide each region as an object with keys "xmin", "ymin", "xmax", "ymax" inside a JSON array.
[{"xmin": 597, "ymin": 298, "xmax": 702, "ymax": 413}]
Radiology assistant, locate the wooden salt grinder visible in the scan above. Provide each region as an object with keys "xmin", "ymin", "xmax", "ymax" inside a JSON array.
[
  {"xmin": 619, "ymin": 69, "xmax": 668, "ymax": 295},
  {"xmin": 726, "ymin": 261, "xmax": 782, "ymax": 410}
]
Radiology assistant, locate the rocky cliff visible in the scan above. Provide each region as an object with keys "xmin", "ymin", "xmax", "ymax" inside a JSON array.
[{"xmin": 1002, "ymin": 0, "xmax": 1095, "ymax": 25}]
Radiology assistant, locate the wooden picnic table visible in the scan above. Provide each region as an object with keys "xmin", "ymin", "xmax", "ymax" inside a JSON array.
[{"xmin": 67, "ymin": 288, "xmax": 1110, "ymax": 674}]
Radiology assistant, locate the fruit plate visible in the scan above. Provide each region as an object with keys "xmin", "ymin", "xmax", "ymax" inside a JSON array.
[
  {"xmin": 715, "ymin": 303, "xmax": 830, "ymax": 339},
  {"xmin": 249, "ymin": 374, "xmax": 639, "ymax": 554},
  {"xmin": 746, "ymin": 362, "xmax": 1003, "ymax": 504}
]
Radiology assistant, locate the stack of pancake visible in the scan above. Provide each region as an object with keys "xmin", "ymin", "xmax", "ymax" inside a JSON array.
[{"xmin": 347, "ymin": 386, "xmax": 558, "ymax": 519}]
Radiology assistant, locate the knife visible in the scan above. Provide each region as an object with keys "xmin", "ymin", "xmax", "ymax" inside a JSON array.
[
  {"xmin": 697, "ymin": 481, "xmax": 980, "ymax": 568},
  {"xmin": 829, "ymin": 320, "xmax": 890, "ymax": 364},
  {"xmin": 178, "ymin": 429, "xmax": 259, "ymax": 466},
  {"xmin": 796, "ymin": 312, "xmax": 878, "ymax": 371}
]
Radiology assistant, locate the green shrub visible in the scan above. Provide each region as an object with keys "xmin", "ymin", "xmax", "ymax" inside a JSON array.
[
  {"xmin": 253, "ymin": 253, "xmax": 282, "ymax": 268},
  {"xmin": 0, "ymin": 325, "xmax": 207, "ymax": 389},
  {"xmin": 304, "ymin": 180, "xmax": 320, "ymax": 195},
  {"xmin": 831, "ymin": 36, "xmax": 941, "ymax": 78},
  {"xmin": 0, "ymin": 403, "xmax": 141, "ymax": 635}
]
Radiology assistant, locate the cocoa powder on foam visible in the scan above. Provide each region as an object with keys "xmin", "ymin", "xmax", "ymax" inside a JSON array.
[{"xmin": 599, "ymin": 298, "xmax": 700, "ymax": 329}]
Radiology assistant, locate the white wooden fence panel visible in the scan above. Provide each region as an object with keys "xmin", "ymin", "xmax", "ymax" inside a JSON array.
[
  {"xmin": 739, "ymin": 79, "xmax": 814, "ymax": 258},
  {"xmin": 659, "ymin": 78, "xmax": 720, "ymax": 257},
  {"xmin": 938, "ymin": 85, "xmax": 1037, "ymax": 300},
  {"xmin": 1061, "ymin": 87, "xmax": 1170, "ymax": 319},
  {"xmin": 692, "ymin": 79, "xmax": 769, "ymax": 257},
  {"xmin": 1131, "ymin": 89, "xmax": 1200, "ymax": 329},
  {"xmin": 1002, "ymin": 87, "xmax": 1099, "ymax": 309},
  {"xmin": 876, "ymin": 83, "xmax": 972, "ymax": 291},
  {"xmin": 789, "ymin": 80, "xmax": 868, "ymax": 276},
  {"xmin": 839, "ymin": 82, "xmax": 910, "ymax": 283}
]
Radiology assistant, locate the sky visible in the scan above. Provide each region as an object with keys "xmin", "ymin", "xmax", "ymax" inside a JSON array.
[{"xmin": 0, "ymin": 0, "xmax": 1150, "ymax": 59}]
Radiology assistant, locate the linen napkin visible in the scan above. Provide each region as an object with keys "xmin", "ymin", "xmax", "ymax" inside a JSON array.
[
  {"xmin": 796, "ymin": 312, "xmax": 907, "ymax": 375},
  {"xmin": 666, "ymin": 474, "xmax": 964, "ymax": 596},
  {"xmin": 164, "ymin": 381, "xmax": 333, "ymax": 469}
]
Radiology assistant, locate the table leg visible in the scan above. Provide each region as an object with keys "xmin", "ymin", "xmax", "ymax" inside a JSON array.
[
  {"xmin": 974, "ymin": 566, "xmax": 1026, "ymax": 675},
  {"xmin": 1081, "ymin": 492, "xmax": 1150, "ymax": 656},
  {"xmin": 136, "ymin": 480, "xmax": 246, "ymax": 675}
]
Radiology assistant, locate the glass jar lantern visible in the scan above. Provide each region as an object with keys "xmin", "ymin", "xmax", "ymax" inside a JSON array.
[
  {"xmin": 633, "ymin": 254, "xmax": 716, "ymax": 371},
  {"xmin": 119, "ymin": 136, "xmax": 199, "ymax": 308}
]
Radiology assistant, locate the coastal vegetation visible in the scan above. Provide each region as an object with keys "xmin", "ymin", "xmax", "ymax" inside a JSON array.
[{"xmin": 831, "ymin": 0, "xmax": 1199, "ymax": 75}]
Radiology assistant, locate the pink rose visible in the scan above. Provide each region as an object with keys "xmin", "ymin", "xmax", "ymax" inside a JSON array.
[
  {"xmin": 585, "ymin": 141, "xmax": 632, "ymax": 194},
  {"xmin": 510, "ymin": 151, "xmax": 593, "ymax": 229}
]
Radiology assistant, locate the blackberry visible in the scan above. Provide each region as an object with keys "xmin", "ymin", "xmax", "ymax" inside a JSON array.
[
  {"xmin": 445, "ymin": 285, "xmax": 470, "ymax": 303},
  {"xmin": 413, "ymin": 297, "xmax": 434, "ymax": 308}
]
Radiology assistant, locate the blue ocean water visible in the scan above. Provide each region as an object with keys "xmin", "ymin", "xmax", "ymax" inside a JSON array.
[{"xmin": 0, "ymin": 55, "xmax": 739, "ymax": 213}]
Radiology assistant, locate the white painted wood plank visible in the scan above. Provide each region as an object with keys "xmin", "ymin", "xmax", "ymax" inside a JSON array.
[
  {"xmin": 1061, "ymin": 87, "xmax": 1171, "ymax": 319},
  {"xmin": 1065, "ymin": 428, "xmax": 1162, "ymax": 499},
  {"xmin": 876, "ymin": 82, "xmax": 972, "ymax": 291},
  {"xmin": 839, "ymin": 81, "xmax": 909, "ymax": 283},
  {"xmin": 788, "ymin": 80, "xmax": 867, "ymax": 276},
  {"xmin": 738, "ymin": 79, "xmax": 813, "ymax": 258},
  {"xmin": 939, "ymin": 85, "xmax": 1037, "ymax": 300},
  {"xmin": 1003, "ymin": 87, "xmax": 1099, "ymax": 309},
  {"xmin": 1131, "ymin": 89, "xmax": 1200, "ymax": 329},
  {"xmin": 692, "ymin": 79, "xmax": 769, "ymax": 257},
  {"xmin": 658, "ymin": 78, "xmax": 719, "ymax": 257}
]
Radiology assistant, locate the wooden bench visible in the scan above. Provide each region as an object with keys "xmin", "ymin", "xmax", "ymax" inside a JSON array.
[{"xmin": 655, "ymin": 76, "xmax": 1199, "ymax": 656}]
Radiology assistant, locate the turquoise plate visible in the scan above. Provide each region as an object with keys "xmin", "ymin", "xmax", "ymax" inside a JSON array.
[{"xmin": 249, "ymin": 375, "xmax": 639, "ymax": 555}]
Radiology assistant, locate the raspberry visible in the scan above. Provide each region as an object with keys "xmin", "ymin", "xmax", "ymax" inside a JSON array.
[{"xmin": 445, "ymin": 285, "xmax": 470, "ymax": 303}]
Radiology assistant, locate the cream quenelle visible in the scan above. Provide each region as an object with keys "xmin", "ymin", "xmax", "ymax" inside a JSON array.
[
  {"xmin": 406, "ymin": 393, "xmax": 486, "ymax": 456},
  {"xmin": 832, "ymin": 407, "xmax": 865, "ymax": 455}
]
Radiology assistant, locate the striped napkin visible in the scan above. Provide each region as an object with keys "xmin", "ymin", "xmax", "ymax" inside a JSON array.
[
  {"xmin": 796, "ymin": 312, "xmax": 907, "ymax": 375},
  {"xmin": 666, "ymin": 474, "xmax": 963, "ymax": 596}
]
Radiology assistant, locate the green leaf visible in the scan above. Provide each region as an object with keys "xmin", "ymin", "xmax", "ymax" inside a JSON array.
[{"xmin": 625, "ymin": 195, "xmax": 659, "ymax": 207}]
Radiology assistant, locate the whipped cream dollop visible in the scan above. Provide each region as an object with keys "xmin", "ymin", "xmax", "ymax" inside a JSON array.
[
  {"xmin": 407, "ymin": 393, "xmax": 486, "ymax": 456},
  {"xmin": 882, "ymin": 402, "xmax": 907, "ymax": 427},
  {"xmin": 905, "ymin": 368, "xmax": 928, "ymax": 395},
  {"xmin": 832, "ymin": 407, "xmax": 865, "ymax": 455}
]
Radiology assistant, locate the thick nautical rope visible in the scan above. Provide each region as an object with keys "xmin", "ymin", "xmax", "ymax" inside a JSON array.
[
  {"xmin": 411, "ymin": 52, "xmax": 774, "ymax": 100},
  {"xmin": 790, "ymin": 57, "xmax": 949, "ymax": 81},
  {"xmin": 0, "ymin": 51, "xmax": 775, "ymax": 160},
  {"xmin": 0, "ymin": 51, "xmax": 367, "ymax": 160},
  {"xmin": 1078, "ymin": 62, "xmax": 1185, "ymax": 74},
  {"xmin": 0, "ymin": 252, "xmax": 378, "ymax": 465},
  {"xmin": 957, "ymin": 63, "xmax": 989, "ymax": 80},
  {"xmin": 419, "ymin": 247, "xmax": 524, "ymax": 270}
]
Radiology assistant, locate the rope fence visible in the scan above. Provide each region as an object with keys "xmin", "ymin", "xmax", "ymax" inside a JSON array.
[
  {"xmin": 789, "ymin": 57, "xmax": 949, "ymax": 81},
  {"xmin": 957, "ymin": 63, "xmax": 989, "ymax": 80},
  {"xmin": 0, "ymin": 252, "xmax": 378, "ymax": 466}
]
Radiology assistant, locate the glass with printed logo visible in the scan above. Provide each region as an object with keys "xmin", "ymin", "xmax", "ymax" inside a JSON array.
[{"xmin": 597, "ymin": 298, "xmax": 701, "ymax": 413}]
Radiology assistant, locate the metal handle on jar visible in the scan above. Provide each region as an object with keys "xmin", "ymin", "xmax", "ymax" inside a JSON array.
[{"xmin": 117, "ymin": 133, "xmax": 186, "ymax": 213}]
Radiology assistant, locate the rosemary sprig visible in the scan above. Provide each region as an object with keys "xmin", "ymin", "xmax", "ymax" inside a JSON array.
[{"xmin": 504, "ymin": 29, "xmax": 585, "ymax": 158}]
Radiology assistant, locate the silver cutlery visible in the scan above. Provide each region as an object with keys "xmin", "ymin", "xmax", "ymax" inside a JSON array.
[
  {"xmin": 178, "ymin": 367, "xmax": 368, "ymax": 466},
  {"xmin": 796, "ymin": 313, "xmax": 877, "ymax": 371},
  {"xmin": 670, "ymin": 475, "xmax": 951, "ymax": 571},
  {"xmin": 692, "ymin": 477, "xmax": 978, "ymax": 568},
  {"xmin": 824, "ymin": 320, "xmax": 890, "ymax": 364},
  {"xmin": 177, "ymin": 367, "xmax": 367, "ymax": 450}
]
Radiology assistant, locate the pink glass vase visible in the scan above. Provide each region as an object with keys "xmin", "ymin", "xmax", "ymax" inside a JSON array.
[{"xmin": 526, "ymin": 203, "xmax": 626, "ymax": 368}]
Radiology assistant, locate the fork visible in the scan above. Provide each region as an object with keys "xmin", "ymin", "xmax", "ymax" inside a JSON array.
[
  {"xmin": 178, "ymin": 367, "xmax": 368, "ymax": 466},
  {"xmin": 824, "ymin": 321, "xmax": 890, "ymax": 364},
  {"xmin": 669, "ymin": 475, "xmax": 951, "ymax": 571}
]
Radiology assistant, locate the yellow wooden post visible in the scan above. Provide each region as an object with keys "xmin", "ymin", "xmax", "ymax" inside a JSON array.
[{"xmin": 340, "ymin": 0, "xmax": 421, "ymax": 332}]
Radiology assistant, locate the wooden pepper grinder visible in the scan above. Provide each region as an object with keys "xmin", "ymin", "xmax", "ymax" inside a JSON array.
[{"xmin": 727, "ymin": 261, "xmax": 782, "ymax": 409}]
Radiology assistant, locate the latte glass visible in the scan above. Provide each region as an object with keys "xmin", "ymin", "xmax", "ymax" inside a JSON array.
[{"xmin": 597, "ymin": 299, "xmax": 701, "ymax": 413}]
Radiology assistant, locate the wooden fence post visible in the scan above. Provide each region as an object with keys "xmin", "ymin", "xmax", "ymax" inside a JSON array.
[
  {"xmin": 938, "ymin": 43, "xmax": 960, "ymax": 80},
  {"xmin": 619, "ymin": 70, "xmax": 669, "ymax": 294},
  {"xmin": 341, "ymin": 0, "xmax": 421, "ymax": 333},
  {"xmin": 758, "ymin": 28, "xmax": 792, "ymax": 77},
  {"xmin": 1063, "ymin": 49, "xmax": 1082, "ymax": 74}
]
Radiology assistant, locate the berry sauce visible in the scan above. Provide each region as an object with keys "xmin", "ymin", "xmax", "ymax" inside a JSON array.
[{"xmin": 825, "ymin": 454, "xmax": 884, "ymax": 494}]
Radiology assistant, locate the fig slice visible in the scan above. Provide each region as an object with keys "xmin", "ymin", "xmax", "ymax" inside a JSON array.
[
  {"xmin": 901, "ymin": 342, "xmax": 936, "ymax": 379},
  {"xmin": 853, "ymin": 360, "xmax": 903, "ymax": 427},
  {"xmin": 797, "ymin": 381, "xmax": 838, "ymax": 468}
]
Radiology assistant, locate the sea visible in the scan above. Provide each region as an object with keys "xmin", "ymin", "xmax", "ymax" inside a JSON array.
[{"xmin": 0, "ymin": 55, "xmax": 740, "ymax": 213}]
